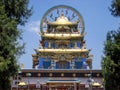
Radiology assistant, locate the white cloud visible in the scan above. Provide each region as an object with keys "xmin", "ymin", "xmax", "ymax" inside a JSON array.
[{"xmin": 26, "ymin": 21, "xmax": 40, "ymax": 35}]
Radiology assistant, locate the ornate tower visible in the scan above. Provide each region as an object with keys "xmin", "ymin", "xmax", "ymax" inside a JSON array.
[{"xmin": 32, "ymin": 5, "xmax": 92, "ymax": 70}]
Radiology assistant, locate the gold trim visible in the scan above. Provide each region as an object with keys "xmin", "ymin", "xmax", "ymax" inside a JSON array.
[
  {"xmin": 41, "ymin": 33, "xmax": 84, "ymax": 39},
  {"xmin": 37, "ymin": 49, "xmax": 88, "ymax": 53}
]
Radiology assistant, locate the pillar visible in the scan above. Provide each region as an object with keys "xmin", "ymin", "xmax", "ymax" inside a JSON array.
[
  {"xmin": 74, "ymin": 83, "xmax": 77, "ymax": 90},
  {"xmin": 51, "ymin": 60, "xmax": 56, "ymax": 69},
  {"xmin": 48, "ymin": 41, "xmax": 51, "ymax": 48},
  {"xmin": 71, "ymin": 61, "xmax": 75, "ymax": 69},
  {"xmin": 74, "ymin": 42, "xmax": 77, "ymax": 48}
]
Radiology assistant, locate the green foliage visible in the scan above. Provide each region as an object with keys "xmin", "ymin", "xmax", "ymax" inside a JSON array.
[
  {"xmin": 102, "ymin": 1, "xmax": 120, "ymax": 89},
  {"xmin": 0, "ymin": 0, "xmax": 32, "ymax": 90},
  {"xmin": 2, "ymin": 0, "xmax": 32, "ymax": 25},
  {"xmin": 102, "ymin": 29, "xmax": 120, "ymax": 90},
  {"xmin": 110, "ymin": 0, "xmax": 120, "ymax": 17}
]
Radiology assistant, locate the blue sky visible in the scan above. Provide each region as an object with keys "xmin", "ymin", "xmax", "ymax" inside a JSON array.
[{"xmin": 19, "ymin": 0, "xmax": 120, "ymax": 69}]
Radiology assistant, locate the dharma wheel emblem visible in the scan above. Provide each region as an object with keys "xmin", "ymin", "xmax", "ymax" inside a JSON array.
[{"xmin": 40, "ymin": 5, "xmax": 85, "ymax": 34}]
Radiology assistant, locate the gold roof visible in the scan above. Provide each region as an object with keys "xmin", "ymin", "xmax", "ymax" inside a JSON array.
[
  {"xmin": 48, "ymin": 15, "xmax": 78, "ymax": 25},
  {"xmin": 18, "ymin": 82, "xmax": 27, "ymax": 86},
  {"xmin": 41, "ymin": 33, "xmax": 84, "ymax": 39},
  {"xmin": 92, "ymin": 82, "xmax": 101, "ymax": 87},
  {"xmin": 37, "ymin": 49, "xmax": 88, "ymax": 53}
]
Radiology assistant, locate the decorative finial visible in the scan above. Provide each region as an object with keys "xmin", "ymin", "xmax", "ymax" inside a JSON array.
[{"xmin": 61, "ymin": 9, "xmax": 64, "ymax": 16}]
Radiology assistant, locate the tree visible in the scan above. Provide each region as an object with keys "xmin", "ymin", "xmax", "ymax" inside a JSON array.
[
  {"xmin": 2, "ymin": 0, "xmax": 32, "ymax": 25},
  {"xmin": 110, "ymin": 0, "xmax": 120, "ymax": 17},
  {"xmin": 102, "ymin": 29, "xmax": 120, "ymax": 90},
  {"xmin": 0, "ymin": 0, "xmax": 32, "ymax": 90},
  {"xmin": 102, "ymin": 1, "xmax": 120, "ymax": 89}
]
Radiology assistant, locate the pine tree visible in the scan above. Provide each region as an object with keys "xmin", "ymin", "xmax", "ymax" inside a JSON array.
[
  {"xmin": 0, "ymin": 0, "xmax": 32, "ymax": 90},
  {"xmin": 102, "ymin": 1, "xmax": 120, "ymax": 89},
  {"xmin": 102, "ymin": 29, "xmax": 120, "ymax": 90}
]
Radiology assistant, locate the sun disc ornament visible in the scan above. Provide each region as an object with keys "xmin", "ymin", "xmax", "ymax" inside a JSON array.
[
  {"xmin": 73, "ymin": 73, "xmax": 76, "ymax": 77},
  {"xmin": 40, "ymin": 5, "xmax": 85, "ymax": 34},
  {"xmin": 49, "ymin": 73, "xmax": 53, "ymax": 77},
  {"xmin": 61, "ymin": 73, "xmax": 64, "ymax": 77},
  {"xmin": 38, "ymin": 73, "xmax": 41, "ymax": 77}
]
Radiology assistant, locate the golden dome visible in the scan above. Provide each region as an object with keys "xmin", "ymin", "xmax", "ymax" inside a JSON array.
[
  {"xmin": 53, "ymin": 15, "xmax": 72, "ymax": 25},
  {"xmin": 48, "ymin": 14, "xmax": 78, "ymax": 25}
]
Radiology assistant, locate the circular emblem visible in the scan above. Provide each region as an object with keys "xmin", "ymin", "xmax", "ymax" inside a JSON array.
[{"xmin": 40, "ymin": 5, "xmax": 85, "ymax": 34}]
